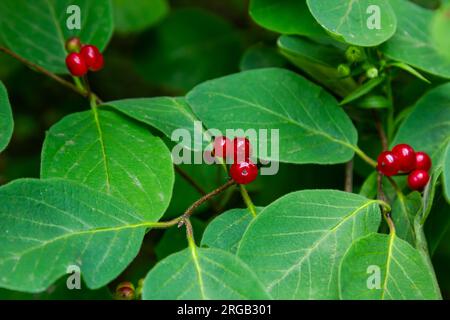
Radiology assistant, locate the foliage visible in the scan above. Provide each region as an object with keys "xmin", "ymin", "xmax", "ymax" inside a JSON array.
[{"xmin": 0, "ymin": 0, "xmax": 449, "ymax": 300}]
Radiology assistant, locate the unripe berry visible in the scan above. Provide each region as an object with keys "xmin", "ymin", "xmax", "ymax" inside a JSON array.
[
  {"xmin": 230, "ymin": 161, "xmax": 258, "ymax": 184},
  {"xmin": 65, "ymin": 37, "xmax": 81, "ymax": 53},
  {"xmin": 415, "ymin": 152, "xmax": 432, "ymax": 171},
  {"xmin": 377, "ymin": 151, "xmax": 399, "ymax": 176},
  {"xmin": 65, "ymin": 52, "xmax": 88, "ymax": 77},
  {"xmin": 345, "ymin": 46, "xmax": 364, "ymax": 63},
  {"xmin": 366, "ymin": 67, "xmax": 379, "ymax": 79},
  {"xmin": 80, "ymin": 45, "xmax": 104, "ymax": 71},
  {"xmin": 115, "ymin": 281, "xmax": 135, "ymax": 300},
  {"xmin": 408, "ymin": 169, "xmax": 430, "ymax": 191},
  {"xmin": 337, "ymin": 64, "xmax": 351, "ymax": 77},
  {"xmin": 392, "ymin": 143, "xmax": 416, "ymax": 172}
]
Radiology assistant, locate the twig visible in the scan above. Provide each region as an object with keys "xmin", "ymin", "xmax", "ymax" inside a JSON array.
[
  {"xmin": 0, "ymin": 46, "xmax": 103, "ymax": 104},
  {"xmin": 345, "ymin": 159, "xmax": 354, "ymax": 192},
  {"xmin": 178, "ymin": 179, "xmax": 236, "ymax": 227},
  {"xmin": 373, "ymin": 110, "xmax": 388, "ymax": 151}
]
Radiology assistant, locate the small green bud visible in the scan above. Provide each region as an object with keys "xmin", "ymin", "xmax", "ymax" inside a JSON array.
[
  {"xmin": 345, "ymin": 46, "xmax": 364, "ymax": 63},
  {"xmin": 366, "ymin": 67, "xmax": 379, "ymax": 79},
  {"xmin": 337, "ymin": 64, "xmax": 351, "ymax": 76}
]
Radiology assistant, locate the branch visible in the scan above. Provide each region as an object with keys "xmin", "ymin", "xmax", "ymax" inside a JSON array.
[
  {"xmin": 373, "ymin": 110, "xmax": 388, "ymax": 151},
  {"xmin": 178, "ymin": 179, "xmax": 236, "ymax": 227},
  {"xmin": 377, "ymin": 173, "xmax": 395, "ymax": 234},
  {"xmin": 0, "ymin": 46, "xmax": 103, "ymax": 104},
  {"xmin": 345, "ymin": 159, "xmax": 354, "ymax": 192}
]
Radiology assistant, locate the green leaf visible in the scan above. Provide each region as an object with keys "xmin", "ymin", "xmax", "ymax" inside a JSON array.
[
  {"xmin": 0, "ymin": 179, "xmax": 148, "ymax": 293},
  {"xmin": 237, "ymin": 190, "xmax": 381, "ymax": 299},
  {"xmin": 339, "ymin": 233, "xmax": 441, "ymax": 299},
  {"xmin": 431, "ymin": 2, "xmax": 450, "ymax": 62},
  {"xmin": 278, "ymin": 35, "xmax": 358, "ymax": 97},
  {"xmin": 340, "ymin": 76, "xmax": 385, "ymax": 105},
  {"xmin": 41, "ymin": 109, "xmax": 174, "ymax": 221},
  {"xmin": 135, "ymin": 8, "xmax": 241, "ymax": 92},
  {"xmin": 391, "ymin": 192, "xmax": 422, "ymax": 245},
  {"xmin": 0, "ymin": 0, "xmax": 113, "ymax": 74},
  {"xmin": 112, "ymin": 0, "xmax": 169, "ymax": 34},
  {"xmin": 239, "ymin": 44, "xmax": 286, "ymax": 71},
  {"xmin": 392, "ymin": 83, "xmax": 450, "ymax": 179},
  {"xmin": 201, "ymin": 208, "xmax": 262, "ymax": 254},
  {"xmin": 104, "ymin": 97, "xmax": 207, "ymax": 151},
  {"xmin": 0, "ymin": 81, "xmax": 13, "ymax": 153},
  {"xmin": 443, "ymin": 142, "xmax": 450, "ymax": 203},
  {"xmin": 187, "ymin": 68, "xmax": 358, "ymax": 165},
  {"xmin": 425, "ymin": 189, "xmax": 450, "ymax": 255},
  {"xmin": 249, "ymin": 0, "xmax": 327, "ymax": 37},
  {"xmin": 381, "ymin": 0, "xmax": 450, "ymax": 79},
  {"xmin": 306, "ymin": 0, "xmax": 397, "ymax": 46},
  {"xmin": 387, "ymin": 62, "xmax": 431, "ymax": 84},
  {"xmin": 143, "ymin": 247, "xmax": 271, "ymax": 300}
]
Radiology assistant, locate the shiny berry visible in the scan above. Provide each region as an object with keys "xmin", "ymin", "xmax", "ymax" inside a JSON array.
[
  {"xmin": 230, "ymin": 161, "xmax": 258, "ymax": 184},
  {"xmin": 115, "ymin": 281, "xmax": 135, "ymax": 300},
  {"xmin": 65, "ymin": 52, "xmax": 88, "ymax": 77},
  {"xmin": 415, "ymin": 152, "xmax": 432, "ymax": 171},
  {"xmin": 213, "ymin": 136, "xmax": 231, "ymax": 158},
  {"xmin": 65, "ymin": 37, "xmax": 81, "ymax": 53},
  {"xmin": 233, "ymin": 137, "xmax": 251, "ymax": 163},
  {"xmin": 80, "ymin": 45, "xmax": 104, "ymax": 71},
  {"xmin": 377, "ymin": 151, "xmax": 399, "ymax": 176},
  {"xmin": 392, "ymin": 144, "xmax": 416, "ymax": 172},
  {"xmin": 408, "ymin": 169, "xmax": 430, "ymax": 191}
]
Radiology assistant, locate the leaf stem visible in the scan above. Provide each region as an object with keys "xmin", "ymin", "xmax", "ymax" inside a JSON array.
[
  {"xmin": 373, "ymin": 110, "xmax": 388, "ymax": 151},
  {"xmin": 377, "ymin": 173, "xmax": 395, "ymax": 234},
  {"xmin": 239, "ymin": 184, "xmax": 257, "ymax": 218},
  {"xmin": 354, "ymin": 147, "xmax": 377, "ymax": 167},
  {"xmin": 0, "ymin": 46, "xmax": 103, "ymax": 104}
]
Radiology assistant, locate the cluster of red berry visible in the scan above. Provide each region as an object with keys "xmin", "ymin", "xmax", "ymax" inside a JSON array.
[
  {"xmin": 213, "ymin": 136, "xmax": 258, "ymax": 185},
  {"xmin": 377, "ymin": 143, "xmax": 432, "ymax": 191},
  {"xmin": 65, "ymin": 37, "xmax": 104, "ymax": 77}
]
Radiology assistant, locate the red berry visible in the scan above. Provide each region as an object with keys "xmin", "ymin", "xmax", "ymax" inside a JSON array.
[
  {"xmin": 230, "ymin": 161, "xmax": 258, "ymax": 184},
  {"xmin": 80, "ymin": 45, "xmax": 104, "ymax": 71},
  {"xmin": 65, "ymin": 52, "xmax": 88, "ymax": 77},
  {"xmin": 213, "ymin": 136, "xmax": 231, "ymax": 158},
  {"xmin": 408, "ymin": 169, "xmax": 430, "ymax": 191},
  {"xmin": 392, "ymin": 144, "xmax": 416, "ymax": 172},
  {"xmin": 415, "ymin": 152, "xmax": 432, "ymax": 171},
  {"xmin": 115, "ymin": 281, "xmax": 135, "ymax": 300},
  {"xmin": 377, "ymin": 151, "xmax": 399, "ymax": 176},
  {"xmin": 233, "ymin": 137, "xmax": 251, "ymax": 163}
]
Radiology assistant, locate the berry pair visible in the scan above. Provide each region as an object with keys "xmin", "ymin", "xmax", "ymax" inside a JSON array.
[
  {"xmin": 65, "ymin": 37, "xmax": 104, "ymax": 77},
  {"xmin": 377, "ymin": 144, "xmax": 432, "ymax": 190},
  {"xmin": 213, "ymin": 136, "xmax": 258, "ymax": 185}
]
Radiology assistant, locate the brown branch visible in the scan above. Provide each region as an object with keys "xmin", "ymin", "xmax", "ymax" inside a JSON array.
[
  {"xmin": 377, "ymin": 173, "xmax": 396, "ymax": 233},
  {"xmin": 178, "ymin": 179, "xmax": 236, "ymax": 227},
  {"xmin": 345, "ymin": 159, "xmax": 354, "ymax": 192},
  {"xmin": 0, "ymin": 46, "xmax": 103, "ymax": 104},
  {"xmin": 373, "ymin": 110, "xmax": 388, "ymax": 151}
]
